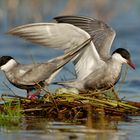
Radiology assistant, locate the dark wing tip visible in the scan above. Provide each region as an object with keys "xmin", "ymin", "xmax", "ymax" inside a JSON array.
[
  {"xmin": 53, "ymin": 15, "xmax": 116, "ymax": 59},
  {"xmin": 54, "ymin": 15, "xmax": 94, "ymax": 22}
]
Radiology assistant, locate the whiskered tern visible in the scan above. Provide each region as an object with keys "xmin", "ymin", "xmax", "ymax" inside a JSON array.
[
  {"xmin": 0, "ymin": 38, "xmax": 91, "ymax": 98},
  {"xmin": 7, "ymin": 16, "xmax": 135, "ymax": 91}
]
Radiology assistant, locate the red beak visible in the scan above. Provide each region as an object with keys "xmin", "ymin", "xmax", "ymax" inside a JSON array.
[{"xmin": 127, "ymin": 59, "xmax": 135, "ymax": 69}]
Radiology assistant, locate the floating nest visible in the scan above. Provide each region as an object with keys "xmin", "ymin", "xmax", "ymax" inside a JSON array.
[{"xmin": 0, "ymin": 88, "xmax": 140, "ymax": 121}]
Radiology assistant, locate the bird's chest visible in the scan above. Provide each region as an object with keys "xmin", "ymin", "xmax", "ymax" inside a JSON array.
[
  {"xmin": 104, "ymin": 64, "xmax": 121, "ymax": 86},
  {"xmin": 84, "ymin": 64, "xmax": 121, "ymax": 91},
  {"xmin": 92, "ymin": 64, "xmax": 121, "ymax": 90},
  {"xmin": 5, "ymin": 71, "xmax": 17, "ymax": 84},
  {"xmin": 4, "ymin": 67, "xmax": 24, "ymax": 83}
]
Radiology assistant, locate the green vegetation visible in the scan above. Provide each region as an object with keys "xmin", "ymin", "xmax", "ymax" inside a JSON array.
[
  {"xmin": 0, "ymin": 87, "xmax": 139, "ymax": 122},
  {"xmin": 0, "ymin": 99, "xmax": 22, "ymax": 126}
]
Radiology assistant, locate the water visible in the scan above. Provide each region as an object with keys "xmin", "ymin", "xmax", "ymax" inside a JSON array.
[
  {"xmin": 0, "ymin": 0, "xmax": 140, "ymax": 139},
  {"xmin": 0, "ymin": 116, "xmax": 140, "ymax": 140}
]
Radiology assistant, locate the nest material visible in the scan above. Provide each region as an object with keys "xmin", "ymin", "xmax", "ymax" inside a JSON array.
[{"xmin": 0, "ymin": 88, "xmax": 140, "ymax": 121}]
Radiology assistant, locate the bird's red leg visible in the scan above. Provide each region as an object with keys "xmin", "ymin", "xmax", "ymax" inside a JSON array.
[{"xmin": 27, "ymin": 89, "xmax": 42, "ymax": 100}]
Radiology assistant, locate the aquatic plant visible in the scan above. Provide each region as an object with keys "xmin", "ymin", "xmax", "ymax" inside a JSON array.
[
  {"xmin": 0, "ymin": 87, "xmax": 139, "ymax": 122},
  {"xmin": 0, "ymin": 99, "xmax": 22, "ymax": 126}
]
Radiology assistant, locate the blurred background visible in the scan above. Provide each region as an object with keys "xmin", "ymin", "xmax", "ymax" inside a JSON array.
[{"xmin": 0, "ymin": 0, "xmax": 140, "ymax": 100}]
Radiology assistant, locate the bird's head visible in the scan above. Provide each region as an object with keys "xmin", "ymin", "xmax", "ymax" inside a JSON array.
[
  {"xmin": 0, "ymin": 56, "xmax": 16, "ymax": 72},
  {"xmin": 112, "ymin": 48, "xmax": 135, "ymax": 69}
]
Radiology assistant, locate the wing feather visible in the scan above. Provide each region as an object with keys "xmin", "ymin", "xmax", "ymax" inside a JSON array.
[
  {"xmin": 8, "ymin": 22, "xmax": 103, "ymax": 79},
  {"xmin": 54, "ymin": 16, "xmax": 116, "ymax": 59},
  {"xmin": 8, "ymin": 23, "xmax": 89, "ymax": 52}
]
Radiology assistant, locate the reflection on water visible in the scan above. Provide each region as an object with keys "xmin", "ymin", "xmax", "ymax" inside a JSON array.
[
  {"xmin": 0, "ymin": 115, "xmax": 140, "ymax": 140},
  {"xmin": 0, "ymin": 116, "xmax": 128, "ymax": 140}
]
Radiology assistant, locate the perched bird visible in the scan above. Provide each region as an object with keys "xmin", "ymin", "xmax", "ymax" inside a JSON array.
[
  {"xmin": 7, "ymin": 16, "xmax": 135, "ymax": 92},
  {"xmin": 0, "ymin": 38, "xmax": 91, "ymax": 98}
]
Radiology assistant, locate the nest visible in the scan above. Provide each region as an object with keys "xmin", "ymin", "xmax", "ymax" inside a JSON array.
[{"xmin": 0, "ymin": 88, "xmax": 140, "ymax": 121}]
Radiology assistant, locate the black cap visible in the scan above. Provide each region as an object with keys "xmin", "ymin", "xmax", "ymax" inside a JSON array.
[
  {"xmin": 0, "ymin": 56, "xmax": 14, "ymax": 66},
  {"xmin": 112, "ymin": 48, "xmax": 130, "ymax": 60}
]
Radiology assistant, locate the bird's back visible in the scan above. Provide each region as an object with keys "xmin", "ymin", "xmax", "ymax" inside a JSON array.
[{"xmin": 4, "ymin": 63, "xmax": 54, "ymax": 87}]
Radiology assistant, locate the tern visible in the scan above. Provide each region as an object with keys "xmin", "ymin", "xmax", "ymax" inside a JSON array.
[
  {"xmin": 7, "ymin": 16, "xmax": 135, "ymax": 91},
  {"xmin": 0, "ymin": 38, "xmax": 91, "ymax": 98}
]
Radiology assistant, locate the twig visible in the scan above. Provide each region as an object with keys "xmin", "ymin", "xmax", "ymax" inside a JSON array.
[
  {"xmin": 1, "ymin": 93, "xmax": 28, "ymax": 100},
  {"xmin": 117, "ymin": 65, "xmax": 128, "ymax": 93},
  {"xmin": 34, "ymin": 82, "xmax": 60, "ymax": 113}
]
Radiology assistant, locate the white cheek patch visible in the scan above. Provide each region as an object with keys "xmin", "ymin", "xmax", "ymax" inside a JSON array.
[
  {"xmin": 1, "ymin": 59, "xmax": 17, "ymax": 72},
  {"xmin": 112, "ymin": 53, "xmax": 127, "ymax": 63}
]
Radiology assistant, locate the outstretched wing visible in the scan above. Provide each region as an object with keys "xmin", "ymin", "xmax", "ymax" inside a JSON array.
[
  {"xmin": 8, "ymin": 23, "xmax": 89, "ymax": 52},
  {"xmin": 8, "ymin": 23, "xmax": 102, "ymax": 79},
  {"xmin": 54, "ymin": 15, "xmax": 116, "ymax": 59}
]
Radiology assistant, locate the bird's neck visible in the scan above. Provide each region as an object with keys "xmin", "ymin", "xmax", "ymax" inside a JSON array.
[
  {"xmin": 109, "ymin": 55, "xmax": 123, "ymax": 77},
  {"xmin": 1, "ymin": 59, "xmax": 17, "ymax": 72},
  {"xmin": 111, "ymin": 53, "xmax": 127, "ymax": 64}
]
